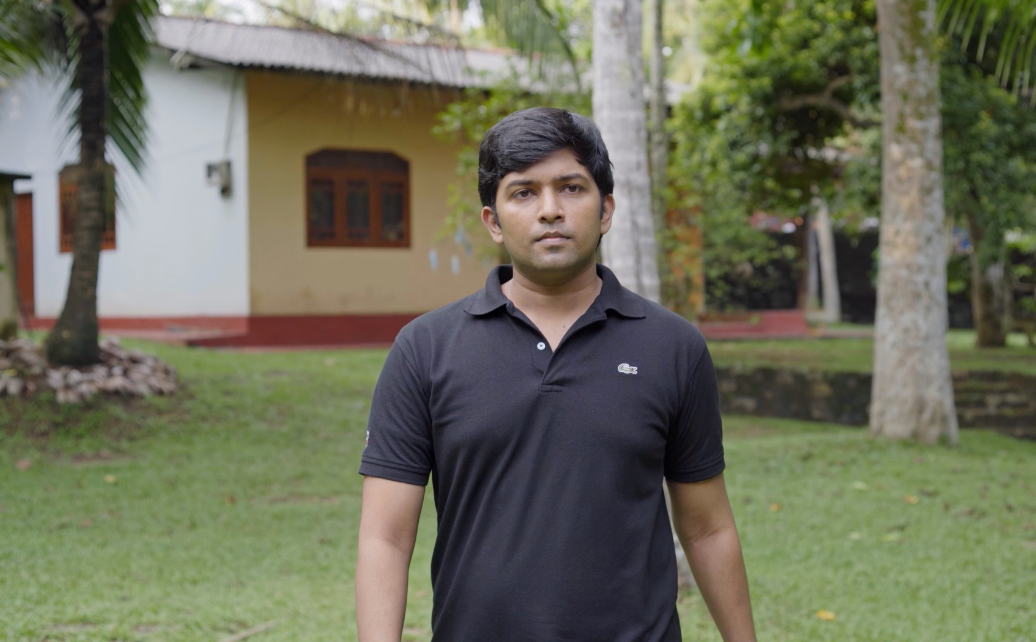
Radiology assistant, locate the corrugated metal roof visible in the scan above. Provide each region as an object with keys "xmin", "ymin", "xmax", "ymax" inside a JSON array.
[{"xmin": 154, "ymin": 16, "xmax": 519, "ymax": 89}]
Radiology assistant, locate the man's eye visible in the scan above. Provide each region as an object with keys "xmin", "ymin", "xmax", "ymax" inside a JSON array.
[
  {"xmin": 562, "ymin": 184, "xmax": 583, "ymax": 193},
  {"xmin": 514, "ymin": 189, "xmax": 532, "ymax": 199}
]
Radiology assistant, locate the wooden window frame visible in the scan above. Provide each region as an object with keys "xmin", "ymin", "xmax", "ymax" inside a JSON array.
[
  {"xmin": 59, "ymin": 163, "xmax": 116, "ymax": 253},
  {"xmin": 305, "ymin": 150, "xmax": 411, "ymax": 249}
]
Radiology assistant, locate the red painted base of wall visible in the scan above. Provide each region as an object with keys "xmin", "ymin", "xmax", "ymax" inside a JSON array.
[
  {"xmin": 697, "ymin": 309, "xmax": 812, "ymax": 340},
  {"xmin": 25, "ymin": 314, "xmax": 417, "ymax": 348},
  {"xmin": 188, "ymin": 314, "xmax": 419, "ymax": 348}
]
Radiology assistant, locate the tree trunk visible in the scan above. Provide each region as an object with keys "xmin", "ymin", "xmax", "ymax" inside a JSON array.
[
  {"xmin": 965, "ymin": 215, "xmax": 1010, "ymax": 347},
  {"xmin": 593, "ymin": 0, "xmax": 661, "ymax": 302},
  {"xmin": 46, "ymin": 9, "xmax": 107, "ymax": 366},
  {"xmin": 805, "ymin": 213, "xmax": 819, "ymax": 310},
  {"xmin": 647, "ymin": 0, "xmax": 692, "ymax": 590},
  {"xmin": 0, "ymin": 182, "xmax": 19, "ymax": 340},
  {"xmin": 594, "ymin": 0, "xmax": 690, "ymax": 588},
  {"xmin": 814, "ymin": 197, "xmax": 841, "ymax": 324},
  {"xmin": 870, "ymin": 0, "xmax": 958, "ymax": 444},
  {"xmin": 970, "ymin": 256, "xmax": 1010, "ymax": 347},
  {"xmin": 648, "ymin": 0, "xmax": 671, "ymax": 309},
  {"xmin": 449, "ymin": 0, "xmax": 462, "ymax": 35},
  {"xmin": 965, "ymin": 212, "xmax": 1011, "ymax": 348}
]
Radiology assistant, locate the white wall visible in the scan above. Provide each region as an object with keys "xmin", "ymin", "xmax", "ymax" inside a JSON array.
[{"xmin": 0, "ymin": 54, "xmax": 249, "ymax": 318}]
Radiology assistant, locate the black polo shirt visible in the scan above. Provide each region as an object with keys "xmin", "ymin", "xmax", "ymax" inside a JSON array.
[{"xmin": 359, "ymin": 264, "xmax": 724, "ymax": 642}]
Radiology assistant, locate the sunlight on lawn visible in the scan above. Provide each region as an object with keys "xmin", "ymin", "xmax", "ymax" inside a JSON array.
[{"xmin": 1, "ymin": 344, "xmax": 1033, "ymax": 641}]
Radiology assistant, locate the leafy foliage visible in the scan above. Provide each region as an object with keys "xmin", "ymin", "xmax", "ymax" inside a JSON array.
[
  {"xmin": 674, "ymin": 0, "xmax": 1036, "ymax": 312},
  {"xmin": 476, "ymin": 0, "xmax": 585, "ymax": 80},
  {"xmin": 0, "ymin": 1, "xmax": 50, "ymax": 82},
  {"xmin": 670, "ymin": 0, "xmax": 879, "ymax": 309},
  {"xmin": 241, "ymin": 0, "xmax": 463, "ymax": 45},
  {"xmin": 0, "ymin": 0, "xmax": 158, "ymax": 175},
  {"xmin": 107, "ymin": 1, "xmax": 160, "ymax": 172},
  {"xmin": 938, "ymin": 0, "xmax": 1036, "ymax": 104},
  {"xmin": 942, "ymin": 52, "xmax": 1036, "ymax": 270}
]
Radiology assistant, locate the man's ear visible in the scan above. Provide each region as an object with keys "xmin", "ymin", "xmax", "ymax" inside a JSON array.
[
  {"xmin": 599, "ymin": 194, "xmax": 615, "ymax": 236},
  {"xmin": 480, "ymin": 206, "xmax": 505, "ymax": 245}
]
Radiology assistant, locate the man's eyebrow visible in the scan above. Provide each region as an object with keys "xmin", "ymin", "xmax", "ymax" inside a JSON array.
[
  {"xmin": 503, "ymin": 178, "xmax": 536, "ymax": 190},
  {"xmin": 554, "ymin": 173, "xmax": 589, "ymax": 183},
  {"xmin": 503, "ymin": 172, "xmax": 590, "ymax": 192}
]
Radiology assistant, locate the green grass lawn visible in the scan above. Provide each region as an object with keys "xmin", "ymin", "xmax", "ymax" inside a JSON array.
[
  {"xmin": 708, "ymin": 328, "xmax": 1036, "ymax": 376},
  {"xmin": 1, "ymin": 342, "xmax": 1034, "ymax": 642}
]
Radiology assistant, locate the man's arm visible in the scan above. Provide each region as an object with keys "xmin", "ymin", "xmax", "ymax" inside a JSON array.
[
  {"xmin": 356, "ymin": 476, "xmax": 425, "ymax": 642},
  {"xmin": 667, "ymin": 473, "xmax": 756, "ymax": 642}
]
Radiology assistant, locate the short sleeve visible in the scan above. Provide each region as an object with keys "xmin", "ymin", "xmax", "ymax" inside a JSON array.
[
  {"xmin": 664, "ymin": 345, "xmax": 725, "ymax": 483},
  {"xmin": 358, "ymin": 339, "xmax": 434, "ymax": 486}
]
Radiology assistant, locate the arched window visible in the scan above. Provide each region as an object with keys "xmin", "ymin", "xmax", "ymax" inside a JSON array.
[
  {"xmin": 59, "ymin": 163, "xmax": 116, "ymax": 253},
  {"xmin": 305, "ymin": 149, "xmax": 410, "ymax": 248}
]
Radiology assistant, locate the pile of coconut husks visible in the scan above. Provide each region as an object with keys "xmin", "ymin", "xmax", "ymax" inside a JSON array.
[{"xmin": 0, "ymin": 338, "xmax": 178, "ymax": 403}]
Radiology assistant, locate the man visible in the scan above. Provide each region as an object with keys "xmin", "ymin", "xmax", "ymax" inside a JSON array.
[{"xmin": 356, "ymin": 107, "xmax": 755, "ymax": 642}]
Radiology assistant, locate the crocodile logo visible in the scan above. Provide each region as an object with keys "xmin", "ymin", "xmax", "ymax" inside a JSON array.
[{"xmin": 617, "ymin": 363, "xmax": 638, "ymax": 375}]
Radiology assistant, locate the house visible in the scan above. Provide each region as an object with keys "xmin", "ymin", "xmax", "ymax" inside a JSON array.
[{"xmin": 0, "ymin": 16, "xmax": 522, "ymax": 347}]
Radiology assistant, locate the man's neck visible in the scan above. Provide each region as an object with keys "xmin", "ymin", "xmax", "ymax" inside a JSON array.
[{"xmin": 502, "ymin": 262, "xmax": 602, "ymax": 320}]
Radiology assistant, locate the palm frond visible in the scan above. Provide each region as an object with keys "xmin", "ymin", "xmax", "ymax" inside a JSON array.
[
  {"xmin": 52, "ymin": 0, "xmax": 157, "ymax": 175},
  {"xmin": 107, "ymin": 0, "xmax": 159, "ymax": 173},
  {"xmin": 0, "ymin": 0, "xmax": 52, "ymax": 79},
  {"xmin": 254, "ymin": 0, "xmax": 454, "ymax": 76},
  {"xmin": 938, "ymin": 0, "xmax": 1036, "ymax": 103},
  {"xmin": 477, "ymin": 0, "xmax": 581, "ymax": 89}
]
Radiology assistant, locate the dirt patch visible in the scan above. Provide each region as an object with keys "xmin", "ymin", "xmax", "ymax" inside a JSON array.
[
  {"xmin": 49, "ymin": 622, "xmax": 97, "ymax": 632},
  {"xmin": 67, "ymin": 449, "xmax": 135, "ymax": 466}
]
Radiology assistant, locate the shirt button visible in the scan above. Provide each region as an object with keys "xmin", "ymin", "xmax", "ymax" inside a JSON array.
[{"xmin": 536, "ymin": 342, "xmax": 546, "ymax": 351}]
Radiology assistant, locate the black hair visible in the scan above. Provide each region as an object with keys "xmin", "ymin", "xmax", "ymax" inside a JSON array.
[{"xmin": 477, "ymin": 107, "xmax": 614, "ymax": 209}]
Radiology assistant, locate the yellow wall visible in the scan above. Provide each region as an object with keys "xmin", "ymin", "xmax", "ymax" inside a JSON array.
[{"xmin": 246, "ymin": 72, "xmax": 489, "ymax": 315}]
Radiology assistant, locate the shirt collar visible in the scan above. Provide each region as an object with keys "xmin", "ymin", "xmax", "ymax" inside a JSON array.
[{"xmin": 464, "ymin": 263, "xmax": 647, "ymax": 319}]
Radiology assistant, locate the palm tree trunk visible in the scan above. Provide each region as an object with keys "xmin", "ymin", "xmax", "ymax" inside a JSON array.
[
  {"xmin": 593, "ymin": 0, "xmax": 661, "ymax": 301},
  {"xmin": 870, "ymin": 0, "xmax": 958, "ymax": 444},
  {"xmin": 45, "ymin": 9, "xmax": 107, "ymax": 366}
]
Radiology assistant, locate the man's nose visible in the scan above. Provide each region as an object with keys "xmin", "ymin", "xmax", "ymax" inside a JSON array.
[{"xmin": 538, "ymin": 191, "xmax": 563, "ymax": 222}]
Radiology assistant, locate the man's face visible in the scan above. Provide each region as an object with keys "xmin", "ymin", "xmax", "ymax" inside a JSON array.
[{"xmin": 481, "ymin": 148, "xmax": 614, "ymax": 285}]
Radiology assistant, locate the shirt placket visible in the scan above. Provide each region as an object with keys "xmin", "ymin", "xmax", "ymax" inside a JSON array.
[
  {"xmin": 504, "ymin": 303, "xmax": 557, "ymax": 389},
  {"xmin": 506, "ymin": 302, "xmax": 609, "ymax": 392}
]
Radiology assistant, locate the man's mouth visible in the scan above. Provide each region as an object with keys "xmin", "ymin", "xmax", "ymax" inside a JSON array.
[{"xmin": 537, "ymin": 232, "xmax": 570, "ymax": 243}]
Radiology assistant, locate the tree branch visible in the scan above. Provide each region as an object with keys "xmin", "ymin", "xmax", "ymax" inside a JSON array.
[{"xmin": 778, "ymin": 75, "xmax": 879, "ymax": 129}]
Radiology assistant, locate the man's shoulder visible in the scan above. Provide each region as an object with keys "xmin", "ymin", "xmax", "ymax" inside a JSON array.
[
  {"xmin": 392, "ymin": 291, "xmax": 482, "ymax": 353},
  {"xmin": 633, "ymin": 296, "xmax": 709, "ymax": 349}
]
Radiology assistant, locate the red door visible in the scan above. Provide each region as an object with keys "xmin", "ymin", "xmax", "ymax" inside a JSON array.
[{"xmin": 15, "ymin": 193, "xmax": 33, "ymax": 317}]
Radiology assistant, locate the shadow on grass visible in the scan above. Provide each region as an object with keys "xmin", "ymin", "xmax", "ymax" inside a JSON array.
[{"xmin": 0, "ymin": 388, "xmax": 192, "ymax": 457}]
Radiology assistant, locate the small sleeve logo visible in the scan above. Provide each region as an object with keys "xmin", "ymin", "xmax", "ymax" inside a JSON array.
[{"xmin": 617, "ymin": 363, "xmax": 638, "ymax": 375}]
